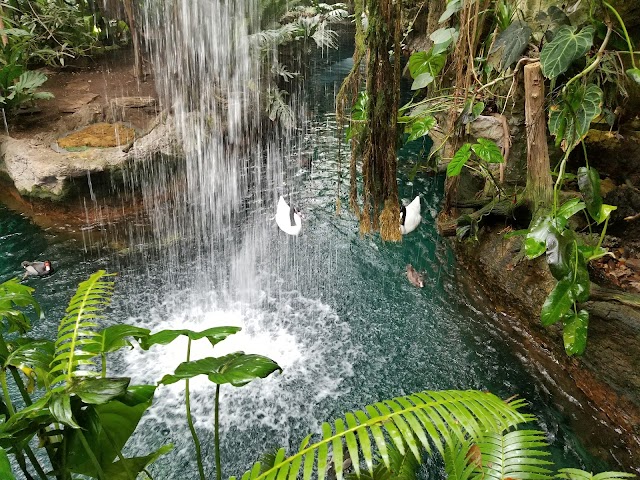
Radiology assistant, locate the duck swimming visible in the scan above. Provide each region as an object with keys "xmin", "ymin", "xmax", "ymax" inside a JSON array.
[
  {"xmin": 400, "ymin": 195, "xmax": 421, "ymax": 235},
  {"xmin": 275, "ymin": 196, "xmax": 302, "ymax": 236},
  {"xmin": 22, "ymin": 260, "xmax": 54, "ymax": 279}
]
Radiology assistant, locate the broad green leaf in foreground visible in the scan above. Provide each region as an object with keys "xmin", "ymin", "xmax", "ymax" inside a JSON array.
[
  {"xmin": 562, "ymin": 310, "xmax": 589, "ymax": 356},
  {"xmin": 446, "ymin": 143, "xmax": 472, "ymax": 177}
]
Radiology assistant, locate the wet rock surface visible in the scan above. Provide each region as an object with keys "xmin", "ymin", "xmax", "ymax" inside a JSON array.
[{"xmin": 452, "ymin": 225, "xmax": 640, "ymax": 473}]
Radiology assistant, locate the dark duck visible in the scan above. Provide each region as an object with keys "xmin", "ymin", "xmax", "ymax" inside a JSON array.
[{"xmin": 21, "ymin": 260, "xmax": 54, "ymax": 279}]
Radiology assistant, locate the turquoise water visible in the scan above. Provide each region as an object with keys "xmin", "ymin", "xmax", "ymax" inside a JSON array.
[{"xmin": 0, "ymin": 41, "xmax": 609, "ymax": 480}]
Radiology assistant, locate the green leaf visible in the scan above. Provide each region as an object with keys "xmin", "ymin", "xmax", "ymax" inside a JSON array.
[
  {"xmin": 85, "ymin": 324, "xmax": 151, "ymax": 355},
  {"xmin": 406, "ymin": 116, "xmax": 436, "ymax": 143},
  {"xmin": 549, "ymin": 83, "xmax": 602, "ymax": 150},
  {"xmin": 525, "ymin": 213, "xmax": 554, "ymax": 259},
  {"xmin": 5, "ymin": 339, "xmax": 54, "ymax": 371},
  {"xmin": 0, "ymin": 278, "xmax": 41, "ymax": 334},
  {"xmin": 546, "ymin": 229, "xmax": 575, "ymax": 281},
  {"xmin": 430, "ymin": 28, "xmax": 457, "ymax": 51},
  {"xmin": 439, "ymin": 0, "xmax": 461, "ymax": 23},
  {"xmin": 0, "ymin": 446, "xmax": 16, "ymax": 479},
  {"xmin": 50, "ymin": 271, "xmax": 116, "ymax": 386},
  {"xmin": 160, "ymin": 353, "xmax": 281, "ymax": 387},
  {"xmin": 557, "ymin": 469, "xmax": 636, "ymax": 480},
  {"xmin": 411, "ymin": 72, "xmax": 434, "ymax": 90},
  {"xmin": 102, "ymin": 444, "xmax": 173, "ymax": 480},
  {"xmin": 596, "ymin": 204, "xmax": 617, "ymax": 225},
  {"xmin": 446, "ymin": 143, "xmax": 472, "ymax": 177},
  {"xmin": 70, "ymin": 377, "xmax": 130, "ymax": 404},
  {"xmin": 488, "ymin": 20, "xmax": 532, "ymax": 71},
  {"xmin": 557, "ymin": 198, "xmax": 586, "ymax": 221},
  {"xmin": 141, "ymin": 326, "xmax": 241, "ymax": 350},
  {"xmin": 49, "ymin": 393, "xmax": 81, "ymax": 429},
  {"xmin": 540, "ymin": 25, "xmax": 595, "ymax": 79},
  {"xmin": 626, "ymin": 68, "xmax": 640, "ymax": 84},
  {"xmin": 577, "ymin": 167, "xmax": 602, "ymax": 221},
  {"xmin": 471, "ymin": 138, "xmax": 504, "ymax": 164},
  {"xmin": 541, "ymin": 279, "xmax": 574, "ymax": 326},
  {"xmin": 64, "ymin": 386, "xmax": 158, "ymax": 477},
  {"xmin": 12, "ymin": 70, "xmax": 48, "ymax": 92},
  {"xmin": 562, "ymin": 310, "xmax": 589, "ymax": 356},
  {"xmin": 408, "ymin": 51, "xmax": 446, "ymax": 84}
]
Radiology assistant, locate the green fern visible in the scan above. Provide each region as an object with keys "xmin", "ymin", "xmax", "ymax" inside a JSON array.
[
  {"xmin": 49, "ymin": 271, "xmax": 116, "ymax": 386},
  {"xmin": 556, "ymin": 470, "xmax": 636, "ymax": 480},
  {"xmin": 232, "ymin": 390, "xmax": 534, "ymax": 480},
  {"xmin": 473, "ymin": 430, "xmax": 553, "ymax": 480}
]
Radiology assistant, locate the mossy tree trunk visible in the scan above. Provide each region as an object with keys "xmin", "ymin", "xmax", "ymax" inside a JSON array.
[{"xmin": 524, "ymin": 62, "xmax": 553, "ymax": 211}]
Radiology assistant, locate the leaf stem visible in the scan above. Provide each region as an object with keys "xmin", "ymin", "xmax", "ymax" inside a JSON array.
[
  {"xmin": 78, "ymin": 429, "xmax": 106, "ymax": 480},
  {"xmin": 215, "ymin": 384, "xmax": 222, "ymax": 480},
  {"xmin": 101, "ymin": 352, "xmax": 107, "ymax": 378},
  {"xmin": 185, "ymin": 338, "xmax": 206, "ymax": 480},
  {"xmin": 603, "ymin": 1, "xmax": 636, "ymax": 69},
  {"xmin": 0, "ymin": 370, "xmax": 15, "ymax": 415},
  {"xmin": 103, "ymin": 426, "xmax": 136, "ymax": 480}
]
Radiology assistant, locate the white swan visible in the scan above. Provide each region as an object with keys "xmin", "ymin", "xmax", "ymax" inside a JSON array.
[
  {"xmin": 400, "ymin": 196, "xmax": 421, "ymax": 235},
  {"xmin": 276, "ymin": 196, "xmax": 302, "ymax": 236}
]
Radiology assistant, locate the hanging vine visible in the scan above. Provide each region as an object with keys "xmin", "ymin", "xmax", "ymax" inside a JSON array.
[{"xmin": 337, "ymin": 0, "xmax": 403, "ymax": 241}]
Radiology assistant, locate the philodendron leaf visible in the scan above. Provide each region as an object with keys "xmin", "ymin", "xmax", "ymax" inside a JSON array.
[
  {"xmin": 70, "ymin": 377, "xmax": 130, "ymax": 405},
  {"xmin": 471, "ymin": 138, "xmax": 504, "ymax": 164},
  {"xmin": 577, "ymin": 167, "xmax": 602, "ymax": 221},
  {"xmin": 412, "ymin": 72, "xmax": 434, "ymax": 90},
  {"xmin": 141, "ymin": 326, "xmax": 241, "ymax": 350},
  {"xmin": 549, "ymin": 83, "xmax": 602, "ymax": 150},
  {"xmin": 430, "ymin": 27, "xmax": 458, "ymax": 52},
  {"xmin": 562, "ymin": 310, "xmax": 589, "ymax": 355},
  {"xmin": 85, "ymin": 324, "xmax": 151, "ymax": 355},
  {"xmin": 525, "ymin": 213, "xmax": 554, "ymax": 259},
  {"xmin": 161, "ymin": 352, "xmax": 281, "ymax": 387},
  {"xmin": 488, "ymin": 20, "xmax": 532, "ymax": 71},
  {"xmin": 5, "ymin": 339, "xmax": 54, "ymax": 371},
  {"xmin": 102, "ymin": 444, "xmax": 173, "ymax": 480},
  {"xmin": 439, "ymin": 0, "xmax": 461, "ymax": 23},
  {"xmin": 0, "ymin": 278, "xmax": 42, "ymax": 334},
  {"xmin": 446, "ymin": 143, "xmax": 472, "ymax": 177},
  {"xmin": 540, "ymin": 25, "xmax": 594, "ymax": 79},
  {"xmin": 406, "ymin": 116, "xmax": 436, "ymax": 143},
  {"xmin": 546, "ymin": 229, "xmax": 576, "ymax": 281},
  {"xmin": 541, "ymin": 279, "xmax": 575, "ymax": 327},
  {"xmin": 627, "ymin": 68, "xmax": 640, "ymax": 84},
  {"xmin": 0, "ymin": 447, "xmax": 16, "ymax": 480}
]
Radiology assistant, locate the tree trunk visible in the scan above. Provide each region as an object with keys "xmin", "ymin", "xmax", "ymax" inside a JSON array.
[
  {"xmin": 122, "ymin": 0, "xmax": 143, "ymax": 82},
  {"xmin": 524, "ymin": 62, "xmax": 552, "ymax": 211}
]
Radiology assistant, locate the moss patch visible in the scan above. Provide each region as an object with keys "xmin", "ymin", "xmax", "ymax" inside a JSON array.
[{"xmin": 58, "ymin": 123, "xmax": 135, "ymax": 149}]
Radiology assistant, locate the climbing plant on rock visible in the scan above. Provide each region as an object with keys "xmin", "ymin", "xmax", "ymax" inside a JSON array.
[{"xmin": 337, "ymin": 0, "xmax": 403, "ymax": 241}]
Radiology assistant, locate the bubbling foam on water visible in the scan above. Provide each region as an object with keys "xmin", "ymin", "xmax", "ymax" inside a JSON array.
[{"xmin": 121, "ymin": 286, "xmax": 357, "ymax": 449}]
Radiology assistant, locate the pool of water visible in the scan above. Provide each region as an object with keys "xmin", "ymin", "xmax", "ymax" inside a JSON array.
[{"xmin": 0, "ymin": 37, "xmax": 609, "ymax": 480}]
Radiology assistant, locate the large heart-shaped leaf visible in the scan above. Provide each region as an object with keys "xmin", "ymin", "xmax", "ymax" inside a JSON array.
[
  {"xmin": 562, "ymin": 310, "xmax": 589, "ymax": 355},
  {"xmin": 596, "ymin": 204, "xmax": 617, "ymax": 224},
  {"xmin": 549, "ymin": 83, "xmax": 602, "ymax": 150},
  {"xmin": 141, "ymin": 326, "xmax": 241, "ymax": 350},
  {"xmin": 85, "ymin": 324, "xmax": 151, "ymax": 355},
  {"xmin": 446, "ymin": 143, "xmax": 472, "ymax": 177},
  {"xmin": 556, "ymin": 198, "xmax": 586, "ymax": 223},
  {"xmin": 412, "ymin": 72, "xmax": 434, "ymax": 90},
  {"xmin": 0, "ymin": 447, "xmax": 16, "ymax": 480},
  {"xmin": 541, "ymin": 279, "xmax": 575, "ymax": 326},
  {"xmin": 406, "ymin": 115, "xmax": 436, "ymax": 143},
  {"xmin": 540, "ymin": 25, "xmax": 594, "ymax": 79},
  {"xmin": 160, "ymin": 352, "xmax": 281, "ymax": 387},
  {"xmin": 471, "ymin": 138, "xmax": 504, "ymax": 164},
  {"xmin": 64, "ymin": 386, "xmax": 158, "ymax": 477},
  {"xmin": 577, "ymin": 167, "xmax": 602, "ymax": 221},
  {"xmin": 525, "ymin": 213, "xmax": 554, "ymax": 259},
  {"xmin": 627, "ymin": 68, "xmax": 640, "ymax": 84},
  {"xmin": 488, "ymin": 20, "xmax": 532, "ymax": 71},
  {"xmin": 430, "ymin": 27, "xmax": 458, "ymax": 52},
  {"xmin": 70, "ymin": 377, "xmax": 130, "ymax": 405},
  {"xmin": 546, "ymin": 229, "xmax": 576, "ymax": 281}
]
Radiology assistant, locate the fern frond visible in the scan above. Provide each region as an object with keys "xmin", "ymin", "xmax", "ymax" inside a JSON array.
[
  {"xmin": 474, "ymin": 430, "xmax": 553, "ymax": 480},
  {"xmin": 249, "ymin": 23, "xmax": 299, "ymax": 50},
  {"xmin": 49, "ymin": 271, "xmax": 116, "ymax": 386},
  {"xmin": 233, "ymin": 390, "xmax": 533, "ymax": 480},
  {"xmin": 267, "ymin": 88, "xmax": 294, "ymax": 129},
  {"xmin": 556, "ymin": 469, "xmax": 636, "ymax": 480}
]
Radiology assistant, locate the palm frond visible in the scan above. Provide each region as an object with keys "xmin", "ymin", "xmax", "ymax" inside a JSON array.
[
  {"xmin": 443, "ymin": 438, "xmax": 478, "ymax": 480},
  {"xmin": 556, "ymin": 469, "xmax": 636, "ymax": 480},
  {"xmin": 249, "ymin": 23, "xmax": 299, "ymax": 50},
  {"xmin": 49, "ymin": 271, "xmax": 116, "ymax": 386},
  {"xmin": 311, "ymin": 25, "xmax": 338, "ymax": 49},
  {"xmin": 232, "ymin": 390, "xmax": 533, "ymax": 480},
  {"xmin": 271, "ymin": 61, "xmax": 299, "ymax": 81},
  {"xmin": 473, "ymin": 430, "xmax": 553, "ymax": 480},
  {"xmin": 267, "ymin": 87, "xmax": 294, "ymax": 129}
]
